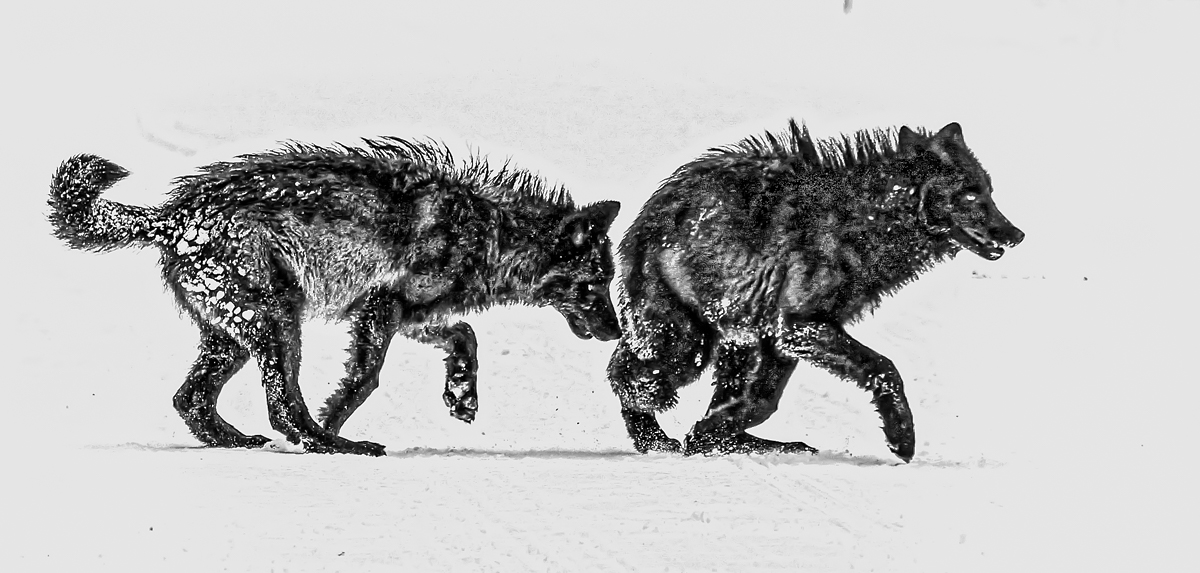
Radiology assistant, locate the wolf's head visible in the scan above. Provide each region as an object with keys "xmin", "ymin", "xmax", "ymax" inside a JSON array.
[
  {"xmin": 897, "ymin": 123, "xmax": 1024, "ymax": 260},
  {"xmin": 533, "ymin": 200, "xmax": 623, "ymax": 341}
]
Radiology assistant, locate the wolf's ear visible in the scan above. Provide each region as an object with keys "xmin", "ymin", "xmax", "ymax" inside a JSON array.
[
  {"xmin": 898, "ymin": 126, "xmax": 924, "ymax": 153},
  {"xmin": 934, "ymin": 122, "xmax": 964, "ymax": 144},
  {"xmin": 561, "ymin": 201, "xmax": 621, "ymax": 247}
]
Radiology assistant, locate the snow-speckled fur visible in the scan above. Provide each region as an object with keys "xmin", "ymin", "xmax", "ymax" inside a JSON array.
[
  {"xmin": 607, "ymin": 120, "xmax": 1024, "ymax": 461},
  {"xmin": 48, "ymin": 138, "xmax": 621, "ymax": 455}
]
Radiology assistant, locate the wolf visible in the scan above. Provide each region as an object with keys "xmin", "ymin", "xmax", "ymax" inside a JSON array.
[
  {"xmin": 48, "ymin": 138, "xmax": 621, "ymax": 455},
  {"xmin": 607, "ymin": 120, "xmax": 1023, "ymax": 462}
]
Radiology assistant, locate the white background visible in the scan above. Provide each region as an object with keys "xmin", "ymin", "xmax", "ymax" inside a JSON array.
[{"xmin": 1, "ymin": 1, "xmax": 1196, "ymax": 571}]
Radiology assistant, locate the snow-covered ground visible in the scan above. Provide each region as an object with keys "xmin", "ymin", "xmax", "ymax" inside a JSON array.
[{"xmin": 2, "ymin": 1, "xmax": 1196, "ymax": 571}]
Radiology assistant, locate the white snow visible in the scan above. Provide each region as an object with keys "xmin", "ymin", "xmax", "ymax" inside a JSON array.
[{"xmin": 2, "ymin": 0, "xmax": 1196, "ymax": 571}]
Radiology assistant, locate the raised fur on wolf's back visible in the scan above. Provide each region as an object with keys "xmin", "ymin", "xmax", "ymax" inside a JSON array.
[
  {"xmin": 607, "ymin": 120, "xmax": 1023, "ymax": 462},
  {"xmin": 48, "ymin": 138, "xmax": 621, "ymax": 455}
]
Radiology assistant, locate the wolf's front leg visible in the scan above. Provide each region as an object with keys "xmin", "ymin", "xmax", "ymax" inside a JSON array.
[
  {"xmin": 777, "ymin": 319, "xmax": 915, "ymax": 462},
  {"xmin": 409, "ymin": 322, "xmax": 479, "ymax": 423},
  {"xmin": 320, "ymin": 292, "xmax": 403, "ymax": 435},
  {"xmin": 173, "ymin": 324, "xmax": 270, "ymax": 449},
  {"xmin": 608, "ymin": 336, "xmax": 682, "ymax": 453},
  {"xmin": 607, "ymin": 321, "xmax": 712, "ymax": 455}
]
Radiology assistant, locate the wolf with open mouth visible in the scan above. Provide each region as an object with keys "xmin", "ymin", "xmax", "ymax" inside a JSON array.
[{"xmin": 608, "ymin": 120, "xmax": 1023, "ymax": 462}]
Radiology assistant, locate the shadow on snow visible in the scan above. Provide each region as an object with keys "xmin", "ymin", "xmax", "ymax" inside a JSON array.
[{"xmin": 85, "ymin": 442, "xmax": 978, "ymax": 467}]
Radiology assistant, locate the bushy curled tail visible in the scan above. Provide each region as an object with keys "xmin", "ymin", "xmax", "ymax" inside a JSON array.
[{"xmin": 48, "ymin": 154, "xmax": 159, "ymax": 252}]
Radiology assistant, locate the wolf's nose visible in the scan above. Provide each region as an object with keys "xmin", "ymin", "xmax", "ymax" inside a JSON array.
[{"xmin": 1010, "ymin": 227, "xmax": 1025, "ymax": 246}]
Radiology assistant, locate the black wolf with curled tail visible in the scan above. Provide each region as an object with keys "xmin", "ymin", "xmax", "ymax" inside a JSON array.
[
  {"xmin": 607, "ymin": 120, "xmax": 1023, "ymax": 462},
  {"xmin": 49, "ymin": 139, "xmax": 621, "ymax": 455}
]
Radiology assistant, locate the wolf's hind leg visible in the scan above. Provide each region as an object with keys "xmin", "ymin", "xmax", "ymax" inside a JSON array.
[
  {"xmin": 320, "ymin": 293, "xmax": 403, "ymax": 435},
  {"xmin": 684, "ymin": 339, "xmax": 815, "ymax": 456},
  {"xmin": 777, "ymin": 320, "xmax": 915, "ymax": 462},
  {"xmin": 173, "ymin": 324, "xmax": 270, "ymax": 449},
  {"xmin": 407, "ymin": 322, "xmax": 479, "ymax": 423}
]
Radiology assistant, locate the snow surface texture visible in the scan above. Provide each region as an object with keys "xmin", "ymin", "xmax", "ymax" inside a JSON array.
[{"xmin": 2, "ymin": 0, "xmax": 1196, "ymax": 571}]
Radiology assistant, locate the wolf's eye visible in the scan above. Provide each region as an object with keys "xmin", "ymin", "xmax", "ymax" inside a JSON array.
[{"xmin": 965, "ymin": 194, "xmax": 976, "ymax": 201}]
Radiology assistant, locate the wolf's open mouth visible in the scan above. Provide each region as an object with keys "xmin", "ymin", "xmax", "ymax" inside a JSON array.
[{"xmin": 950, "ymin": 226, "xmax": 1005, "ymax": 260}]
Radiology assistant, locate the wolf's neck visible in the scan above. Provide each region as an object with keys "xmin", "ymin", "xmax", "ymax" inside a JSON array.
[
  {"xmin": 480, "ymin": 214, "xmax": 553, "ymax": 305},
  {"xmin": 844, "ymin": 168, "xmax": 958, "ymax": 286}
]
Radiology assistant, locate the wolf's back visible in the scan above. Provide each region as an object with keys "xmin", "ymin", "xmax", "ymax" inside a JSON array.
[{"xmin": 48, "ymin": 154, "xmax": 160, "ymax": 252}]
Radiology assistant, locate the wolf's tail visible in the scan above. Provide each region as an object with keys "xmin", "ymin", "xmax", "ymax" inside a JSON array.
[{"xmin": 48, "ymin": 154, "xmax": 160, "ymax": 252}]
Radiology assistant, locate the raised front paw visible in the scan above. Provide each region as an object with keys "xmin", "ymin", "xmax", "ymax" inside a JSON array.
[{"xmin": 442, "ymin": 389, "xmax": 478, "ymax": 423}]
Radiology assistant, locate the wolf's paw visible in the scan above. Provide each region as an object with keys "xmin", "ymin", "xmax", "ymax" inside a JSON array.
[
  {"xmin": 443, "ymin": 389, "xmax": 478, "ymax": 423},
  {"xmin": 201, "ymin": 431, "xmax": 272, "ymax": 450},
  {"xmin": 441, "ymin": 388, "xmax": 477, "ymax": 421},
  {"xmin": 351, "ymin": 440, "xmax": 388, "ymax": 457},
  {"xmin": 306, "ymin": 435, "xmax": 387, "ymax": 457},
  {"xmin": 621, "ymin": 408, "xmax": 680, "ymax": 453},
  {"xmin": 633, "ymin": 434, "xmax": 682, "ymax": 454},
  {"xmin": 761, "ymin": 439, "xmax": 820, "ymax": 456},
  {"xmin": 684, "ymin": 431, "xmax": 818, "ymax": 457},
  {"xmin": 886, "ymin": 429, "xmax": 914, "ymax": 463},
  {"xmin": 232, "ymin": 434, "xmax": 272, "ymax": 449},
  {"xmin": 876, "ymin": 393, "xmax": 915, "ymax": 463}
]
